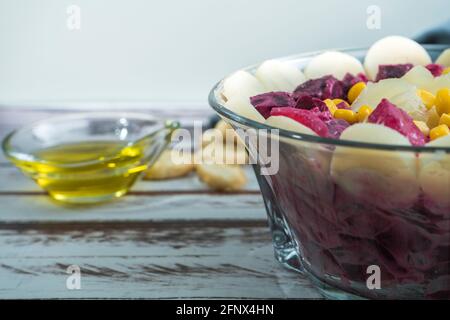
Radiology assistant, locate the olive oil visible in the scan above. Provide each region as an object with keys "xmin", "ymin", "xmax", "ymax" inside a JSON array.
[{"xmin": 14, "ymin": 141, "xmax": 148, "ymax": 203}]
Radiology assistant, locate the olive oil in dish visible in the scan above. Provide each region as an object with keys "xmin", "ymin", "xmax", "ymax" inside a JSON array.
[{"xmin": 14, "ymin": 140, "xmax": 148, "ymax": 203}]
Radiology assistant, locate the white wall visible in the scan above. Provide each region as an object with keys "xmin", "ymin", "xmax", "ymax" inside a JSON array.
[{"xmin": 0, "ymin": 0, "xmax": 448, "ymax": 107}]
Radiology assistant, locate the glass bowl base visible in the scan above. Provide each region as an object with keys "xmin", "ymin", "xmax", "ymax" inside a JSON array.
[
  {"xmin": 273, "ymin": 243, "xmax": 303, "ymax": 273},
  {"xmin": 272, "ymin": 244, "xmax": 364, "ymax": 299},
  {"xmin": 301, "ymin": 266, "xmax": 366, "ymax": 300}
]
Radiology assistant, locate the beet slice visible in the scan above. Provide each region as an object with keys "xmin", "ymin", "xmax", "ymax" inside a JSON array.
[
  {"xmin": 295, "ymin": 95, "xmax": 328, "ymax": 111},
  {"xmin": 375, "ymin": 64, "xmax": 414, "ymax": 81},
  {"xmin": 368, "ymin": 98, "xmax": 426, "ymax": 146},
  {"xmin": 342, "ymin": 72, "xmax": 369, "ymax": 98},
  {"xmin": 270, "ymin": 107, "xmax": 329, "ymax": 137},
  {"xmin": 426, "ymin": 64, "xmax": 445, "ymax": 77},
  {"xmin": 250, "ymin": 91, "xmax": 295, "ymax": 118},
  {"xmin": 294, "ymin": 75, "xmax": 344, "ymax": 100},
  {"xmin": 325, "ymin": 119, "xmax": 350, "ymax": 139}
]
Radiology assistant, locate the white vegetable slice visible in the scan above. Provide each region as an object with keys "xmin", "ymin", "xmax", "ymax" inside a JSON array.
[
  {"xmin": 265, "ymin": 115, "xmax": 317, "ymax": 135},
  {"xmin": 403, "ymin": 66, "xmax": 450, "ymax": 94},
  {"xmin": 436, "ymin": 48, "xmax": 450, "ymax": 67},
  {"xmin": 351, "ymin": 78, "xmax": 426, "ymax": 120},
  {"xmin": 224, "ymin": 97, "xmax": 265, "ymax": 123},
  {"xmin": 364, "ymin": 36, "xmax": 432, "ymax": 80},
  {"xmin": 304, "ymin": 51, "xmax": 364, "ymax": 79},
  {"xmin": 336, "ymin": 123, "xmax": 413, "ymax": 145},
  {"xmin": 426, "ymin": 73, "xmax": 450, "ymax": 95},
  {"xmin": 255, "ymin": 60, "xmax": 306, "ymax": 92},
  {"xmin": 419, "ymin": 135, "xmax": 450, "ymax": 213},
  {"xmin": 222, "ymin": 70, "xmax": 266, "ymax": 102},
  {"xmin": 402, "ymin": 65, "xmax": 435, "ymax": 89},
  {"xmin": 331, "ymin": 123, "xmax": 419, "ymax": 209}
]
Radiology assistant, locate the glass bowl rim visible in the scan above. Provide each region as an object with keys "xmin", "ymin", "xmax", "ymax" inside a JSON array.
[
  {"xmin": 208, "ymin": 44, "xmax": 450, "ymax": 153},
  {"xmin": 2, "ymin": 111, "xmax": 163, "ymax": 166}
]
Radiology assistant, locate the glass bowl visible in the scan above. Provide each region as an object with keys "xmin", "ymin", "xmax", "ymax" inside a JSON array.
[
  {"xmin": 2, "ymin": 112, "xmax": 178, "ymax": 204},
  {"xmin": 209, "ymin": 45, "xmax": 450, "ymax": 299}
]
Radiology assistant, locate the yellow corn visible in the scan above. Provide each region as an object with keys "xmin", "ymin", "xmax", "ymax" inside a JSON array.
[
  {"xmin": 439, "ymin": 113, "xmax": 450, "ymax": 127},
  {"xmin": 427, "ymin": 106, "xmax": 441, "ymax": 129},
  {"xmin": 348, "ymin": 82, "xmax": 366, "ymax": 104},
  {"xmin": 417, "ymin": 89, "xmax": 436, "ymax": 110},
  {"xmin": 413, "ymin": 120, "xmax": 430, "ymax": 136},
  {"xmin": 334, "ymin": 109, "xmax": 357, "ymax": 124},
  {"xmin": 436, "ymin": 88, "xmax": 450, "ymax": 115},
  {"xmin": 357, "ymin": 105, "xmax": 373, "ymax": 122},
  {"xmin": 332, "ymin": 99, "xmax": 350, "ymax": 109},
  {"xmin": 443, "ymin": 67, "xmax": 450, "ymax": 75},
  {"xmin": 323, "ymin": 99, "xmax": 337, "ymax": 115},
  {"xmin": 430, "ymin": 124, "xmax": 450, "ymax": 141}
]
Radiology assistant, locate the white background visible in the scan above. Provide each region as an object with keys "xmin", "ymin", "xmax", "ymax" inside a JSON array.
[{"xmin": 0, "ymin": 0, "xmax": 448, "ymax": 108}]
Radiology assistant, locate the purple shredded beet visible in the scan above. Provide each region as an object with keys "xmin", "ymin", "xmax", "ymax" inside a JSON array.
[
  {"xmin": 270, "ymin": 107, "xmax": 329, "ymax": 137},
  {"xmin": 355, "ymin": 72, "xmax": 369, "ymax": 83},
  {"xmin": 325, "ymin": 119, "xmax": 350, "ymax": 139},
  {"xmin": 295, "ymin": 95, "xmax": 328, "ymax": 111},
  {"xmin": 426, "ymin": 64, "xmax": 445, "ymax": 77},
  {"xmin": 342, "ymin": 72, "xmax": 369, "ymax": 97},
  {"xmin": 311, "ymin": 107, "xmax": 333, "ymax": 122},
  {"xmin": 293, "ymin": 75, "xmax": 344, "ymax": 100},
  {"xmin": 375, "ymin": 64, "xmax": 414, "ymax": 82},
  {"xmin": 250, "ymin": 92, "xmax": 295, "ymax": 118},
  {"xmin": 270, "ymin": 145, "xmax": 450, "ymax": 298},
  {"xmin": 336, "ymin": 101, "xmax": 351, "ymax": 109},
  {"xmin": 368, "ymin": 99, "xmax": 426, "ymax": 146}
]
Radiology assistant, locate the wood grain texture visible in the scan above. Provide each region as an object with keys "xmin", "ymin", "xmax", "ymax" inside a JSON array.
[
  {"xmin": 0, "ymin": 220, "xmax": 321, "ymax": 299},
  {"xmin": 0, "ymin": 107, "xmax": 322, "ymax": 299},
  {"xmin": 0, "ymin": 165, "xmax": 265, "ymax": 222}
]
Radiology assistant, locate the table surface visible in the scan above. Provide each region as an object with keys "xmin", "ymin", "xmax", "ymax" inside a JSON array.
[{"xmin": 0, "ymin": 107, "xmax": 322, "ymax": 299}]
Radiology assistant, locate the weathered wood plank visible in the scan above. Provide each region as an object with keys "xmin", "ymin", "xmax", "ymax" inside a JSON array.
[
  {"xmin": 0, "ymin": 221, "xmax": 322, "ymax": 299},
  {"xmin": 0, "ymin": 194, "xmax": 265, "ymax": 222},
  {"xmin": 0, "ymin": 154, "xmax": 265, "ymax": 222}
]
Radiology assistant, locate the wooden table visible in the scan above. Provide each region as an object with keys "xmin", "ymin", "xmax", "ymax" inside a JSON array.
[{"xmin": 0, "ymin": 107, "xmax": 322, "ymax": 299}]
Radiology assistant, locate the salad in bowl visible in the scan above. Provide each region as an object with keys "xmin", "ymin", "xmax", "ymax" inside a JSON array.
[{"xmin": 209, "ymin": 35, "xmax": 450, "ymax": 299}]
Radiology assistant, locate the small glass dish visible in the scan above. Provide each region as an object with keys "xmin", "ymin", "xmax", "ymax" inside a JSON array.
[
  {"xmin": 2, "ymin": 112, "xmax": 178, "ymax": 204},
  {"xmin": 209, "ymin": 45, "xmax": 450, "ymax": 299}
]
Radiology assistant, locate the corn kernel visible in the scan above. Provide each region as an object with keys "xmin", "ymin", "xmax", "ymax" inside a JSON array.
[
  {"xmin": 440, "ymin": 113, "xmax": 450, "ymax": 127},
  {"xmin": 436, "ymin": 88, "xmax": 450, "ymax": 115},
  {"xmin": 348, "ymin": 82, "xmax": 366, "ymax": 103},
  {"xmin": 427, "ymin": 106, "xmax": 441, "ymax": 129},
  {"xmin": 443, "ymin": 67, "xmax": 450, "ymax": 75},
  {"xmin": 334, "ymin": 109, "xmax": 357, "ymax": 124},
  {"xmin": 323, "ymin": 99, "xmax": 337, "ymax": 115},
  {"xmin": 332, "ymin": 99, "xmax": 350, "ymax": 109},
  {"xmin": 430, "ymin": 124, "xmax": 450, "ymax": 141},
  {"xmin": 413, "ymin": 120, "xmax": 430, "ymax": 136},
  {"xmin": 356, "ymin": 105, "xmax": 373, "ymax": 122},
  {"xmin": 417, "ymin": 89, "xmax": 436, "ymax": 110}
]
